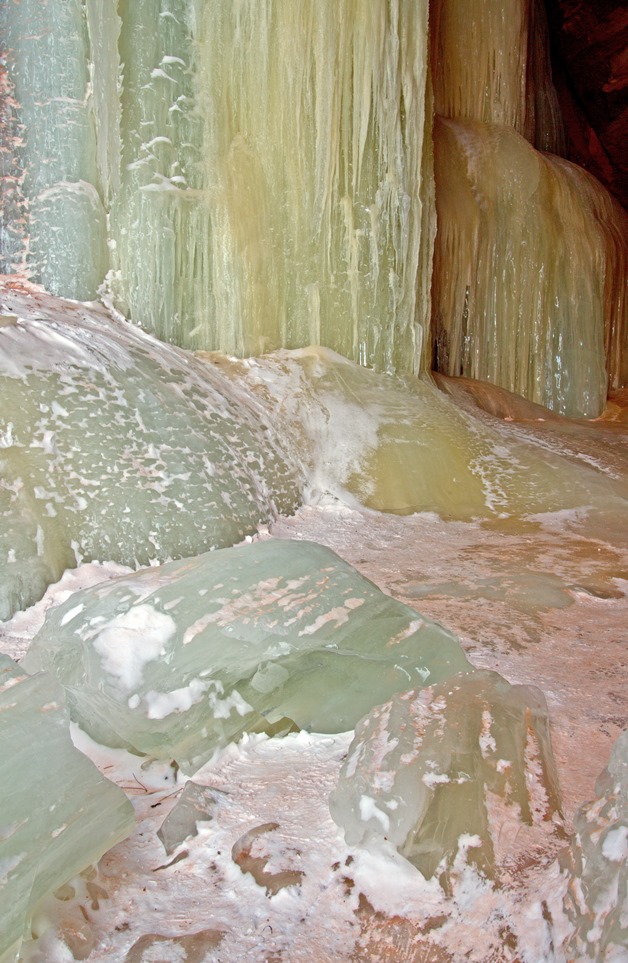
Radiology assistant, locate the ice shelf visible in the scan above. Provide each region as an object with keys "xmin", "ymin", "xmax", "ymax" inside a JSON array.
[
  {"xmin": 22, "ymin": 540, "xmax": 471, "ymax": 774},
  {"xmin": 0, "ymin": 654, "xmax": 134, "ymax": 963},
  {"xmin": 329, "ymin": 669, "xmax": 564, "ymax": 884},
  {"xmin": 0, "ymin": 291, "xmax": 302, "ymax": 621}
]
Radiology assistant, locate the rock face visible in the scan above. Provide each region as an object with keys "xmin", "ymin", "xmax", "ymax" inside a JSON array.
[
  {"xmin": 545, "ymin": 0, "xmax": 628, "ymax": 211},
  {"xmin": 22, "ymin": 540, "xmax": 471, "ymax": 773}
]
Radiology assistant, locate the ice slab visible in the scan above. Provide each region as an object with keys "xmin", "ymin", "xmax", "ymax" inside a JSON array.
[
  {"xmin": 0, "ymin": 291, "xmax": 302, "ymax": 620},
  {"xmin": 0, "ymin": 655, "xmax": 134, "ymax": 963},
  {"xmin": 22, "ymin": 540, "xmax": 471, "ymax": 774},
  {"xmin": 561, "ymin": 729, "xmax": 628, "ymax": 960},
  {"xmin": 329, "ymin": 669, "xmax": 563, "ymax": 885}
]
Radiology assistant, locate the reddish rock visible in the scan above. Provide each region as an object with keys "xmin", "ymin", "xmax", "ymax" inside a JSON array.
[{"xmin": 545, "ymin": 0, "xmax": 628, "ymax": 208}]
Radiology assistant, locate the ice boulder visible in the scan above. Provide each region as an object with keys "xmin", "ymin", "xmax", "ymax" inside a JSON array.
[
  {"xmin": 0, "ymin": 654, "xmax": 134, "ymax": 963},
  {"xmin": 0, "ymin": 290, "xmax": 303, "ymax": 621},
  {"xmin": 329, "ymin": 669, "xmax": 564, "ymax": 885},
  {"xmin": 22, "ymin": 540, "xmax": 471, "ymax": 773}
]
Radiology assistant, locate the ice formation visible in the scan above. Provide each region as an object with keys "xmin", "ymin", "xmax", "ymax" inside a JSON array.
[
  {"xmin": 2, "ymin": 0, "xmax": 434, "ymax": 371},
  {"xmin": 216, "ymin": 347, "xmax": 628, "ymax": 517},
  {"xmin": 2, "ymin": 0, "xmax": 625, "ymax": 416},
  {"xmin": 0, "ymin": 290, "xmax": 302, "ymax": 621},
  {"xmin": 329, "ymin": 669, "xmax": 564, "ymax": 885},
  {"xmin": 22, "ymin": 539, "xmax": 471, "ymax": 773},
  {"xmin": 561, "ymin": 729, "xmax": 628, "ymax": 961},
  {"xmin": 429, "ymin": 0, "xmax": 565, "ymax": 152},
  {"xmin": 432, "ymin": 116, "xmax": 627, "ymax": 418},
  {"xmin": 0, "ymin": 654, "xmax": 134, "ymax": 963}
]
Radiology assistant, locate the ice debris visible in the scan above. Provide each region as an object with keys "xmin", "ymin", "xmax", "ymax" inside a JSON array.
[
  {"xmin": 0, "ymin": 654, "xmax": 134, "ymax": 963},
  {"xmin": 329, "ymin": 669, "xmax": 564, "ymax": 885},
  {"xmin": 22, "ymin": 540, "xmax": 471, "ymax": 774}
]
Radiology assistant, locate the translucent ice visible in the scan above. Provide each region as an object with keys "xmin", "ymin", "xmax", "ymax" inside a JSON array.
[
  {"xmin": 430, "ymin": 0, "xmax": 564, "ymax": 152},
  {"xmin": 22, "ymin": 540, "xmax": 471, "ymax": 774},
  {"xmin": 219, "ymin": 347, "xmax": 628, "ymax": 518},
  {"xmin": 329, "ymin": 669, "xmax": 563, "ymax": 885},
  {"xmin": 561, "ymin": 729, "xmax": 628, "ymax": 961},
  {"xmin": 0, "ymin": 291, "xmax": 302, "ymax": 620},
  {"xmin": 157, "ymin": 783, "xmax": 227, "ymax": 856},
  {"xmin": 0, "ymin": 655, "xmax": 133, "ymax": 963},
  {"xmin": 432, "ymin": 117, "xmax": 627, "ymax": 417}
]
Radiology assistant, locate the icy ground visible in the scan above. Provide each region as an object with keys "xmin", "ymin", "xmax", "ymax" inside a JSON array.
[{"xmin": 1, "ymin": 503, "xmax": 626, "ymax": 962}]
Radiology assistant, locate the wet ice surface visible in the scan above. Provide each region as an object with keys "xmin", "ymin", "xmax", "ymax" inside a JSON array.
[{"xmin": 2, "ymin": 502, "xmax": 627, "ymax": 962}]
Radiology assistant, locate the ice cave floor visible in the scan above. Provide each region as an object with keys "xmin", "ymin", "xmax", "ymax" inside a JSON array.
[{"xmin": 1, "ymin": 500, "xmax": 626, "ymax": 963}]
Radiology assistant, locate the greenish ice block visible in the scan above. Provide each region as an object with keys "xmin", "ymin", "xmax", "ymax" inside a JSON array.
[
  {"xmin": 0, "ymin": 654, "xmax": 134, "ymax": 963},
  {"xmin": 561, "ymin": 730, "xmax": 628, "ymax": 961},
  {"xmin": 22, "ymin": 540, "xmax": 471, "ymax": 774},
  {"xmin": 0, "ymin": 293, "xmax": 303, "ymax": 621},
  {"xmin": 329, "ymin": 669, "xmax": 563, "ymax": 884}
]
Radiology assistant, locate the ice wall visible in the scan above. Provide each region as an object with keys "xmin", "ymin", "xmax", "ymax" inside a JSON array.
[
  {"xmin": 429, "ymin": 0, "xmax": 627, "ymax": 418},
  {"xmin": 1, "ymin": 0, "xmax": 433, "ymax": 371},
  {"xmin": 0, "ymin": 1, "xmax": 107, "ymax": 297}
]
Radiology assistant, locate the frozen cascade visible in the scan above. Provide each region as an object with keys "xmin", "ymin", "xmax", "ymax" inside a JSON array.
[
  {"xmin": 432, "ymin": 117, "xmax": 628, "ymax": 418},
  {"xmin": 4, "ymin": 0, "xmax": 623, "ymax": 415},
  {"xmin": 2, "ymin": 0, "xmax": 433, "ymax": 371},
  {"xmin": 0, "ymin": 0, "xmax": 627, "ymax": 958}
]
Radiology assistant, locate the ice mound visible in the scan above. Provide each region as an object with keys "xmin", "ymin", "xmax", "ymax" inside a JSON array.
[
  {"xmin": 329, "ymin": 669, "xmax": 564, "ymax": 885},
  {"xmin": 561, "ymin": 729, "xmax": 628, "ymax": 960},
  {"xmin": 225, "ymin": 347, "xmax": 628, "ymax": 518},
  {"xmin": 0, "ymin": 654, "xmax": 134, "ymax": 963},
  {"xmin": 22, "ymin": 540, "xmax": 471, "ymax": 774},
  {"xmin": 0, "ymin": 291, "xmax": 303, "ymax": 620}
]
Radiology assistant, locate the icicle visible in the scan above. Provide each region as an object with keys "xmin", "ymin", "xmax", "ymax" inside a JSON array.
[
  {"xmin": 431, "ymin": 117, "xmax": 626, "ymax": 418},
  {"xmin": 430, "ymin": 0, "xmax": 564, "ymax": 153},
  {"xmin": 106, "ymin": 0, "xmax": 433, "ymax": 369}
]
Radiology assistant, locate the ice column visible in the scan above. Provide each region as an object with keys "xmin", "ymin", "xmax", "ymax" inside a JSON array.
[
  {"xmin": 0, "ymin": 0, "xmax": 108, "ymax": 298},
  {"xmin": 110, "ymin": 0, "xmax": 434, "ymax": 368}
]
